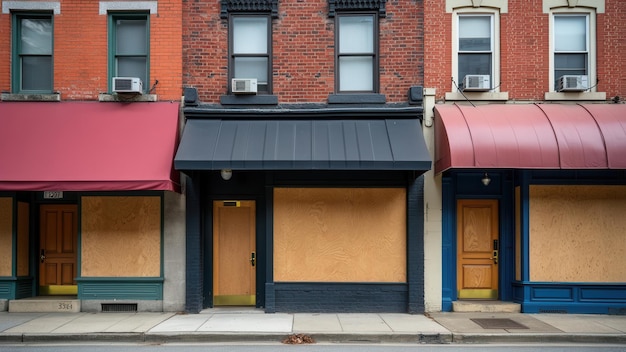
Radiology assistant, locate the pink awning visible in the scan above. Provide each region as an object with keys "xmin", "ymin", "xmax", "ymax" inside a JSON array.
[
  {"xmin": 0, "ymin": 101, "xmax": 180, "ymax": 192},
  {"xmin": 435, "ymin": 103, "xmax": 626, "ymax": 174}
]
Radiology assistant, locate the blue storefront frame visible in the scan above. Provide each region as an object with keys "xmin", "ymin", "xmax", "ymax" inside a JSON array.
[{"xmin": 443, "ymin": 169, "xmax": 626, "ymax": 314}]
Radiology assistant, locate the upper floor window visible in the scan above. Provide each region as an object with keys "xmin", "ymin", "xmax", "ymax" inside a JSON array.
[
  {"xmin": 544, "ymin": 0, "xmax": 603, "ymax": 99},
  {"xmin": 12, "ymin": 14, "xmax": 53, "ymax": 93},
  {"xmin": 109, "ymin": 14, "xmax": 149, "ymax": 93},
  {"xmin": 457, "ymin": 14, "xmax": 493, "ymax": 91},
  {"xmin": 553, "ymin": 14, "xmax": 588, "ymax": 90},
  {"xmin": 336, "ymin": 13, "xmax": 378, "ymax": 93},
  {"xmin": 230, "ymin": 15, "xmax": 271, "ymax": 94}
]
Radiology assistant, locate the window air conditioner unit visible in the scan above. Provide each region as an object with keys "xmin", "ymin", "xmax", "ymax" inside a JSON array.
[
  {"xmin": 463, "ymin": 75, "xmax": 490, "ymax": 91},
  {"xmin": 232, "ymin": 78, "xmax": 257, "ymax": 94},
  {"xmin": 112, "ymin": 77, "xmax": 143, "ymax": 94},
  {"xmin": 557, "ymin": 75, "xmax": 588, "ymax": 92}
]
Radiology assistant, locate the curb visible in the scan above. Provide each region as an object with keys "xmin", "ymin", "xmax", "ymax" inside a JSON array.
[
  {"xmin": 451, "ymin": 333, "xmax": 626, "ymax": 344},
  {"xmin": 1, "ymin": 332, "xmax": 625, "ymax": 345},
  {"xmin": 22, "ymin": 333, "xmax": 145, "ymax": 344}
]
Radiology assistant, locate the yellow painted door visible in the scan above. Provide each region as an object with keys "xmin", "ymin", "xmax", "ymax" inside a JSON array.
[
  {"xmin": 39, "ymin": 204, "xmax": 78, "ymax": 295},
  {"xmin": 213, "ymin": 200, "xmax": 256, "ymax": 306},
  {"xmin": 457, "ymin": 199, "xmax": 499, "ymax": 299}
]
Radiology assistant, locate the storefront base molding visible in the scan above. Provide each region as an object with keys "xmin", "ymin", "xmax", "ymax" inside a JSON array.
[
  {"xmin": 513, "ymin": 281, "xmax": 626, "ymax": 314},
  {"xmin": 77, "ymin": 277, "xmax": 164, "ymax": 301},
  {"xmin": 271, "ymin": 282, "xmax": 408, "ymax": 313},
  {"xmin": 81, "ymin": 299, "xmax": 164, "ymax": 312},
  {"xmin": 0, "ymin": 277, "xmax": 34, "ymax": 300}
]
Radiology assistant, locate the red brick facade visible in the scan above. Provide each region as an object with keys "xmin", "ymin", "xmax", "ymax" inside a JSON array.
[
  {"xmin": 0, "ymin": 0, "xmax": 182, "ymax": 101},
  {"xmin": 183, "ymin": 0, "xmax": 424, "ymax": 103},
  {"xmin": 424, "ymin": 0, "xmax": 625, "ymax": 101}
]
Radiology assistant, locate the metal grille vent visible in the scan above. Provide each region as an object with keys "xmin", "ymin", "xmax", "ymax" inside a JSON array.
[
  {"xmin": 101, "ymin": 303, "xmax": 138, "ymax": 312},
  {"xmin": 471, "ymin": 318, "xmax": 528, "ymax": 329},
  {"xmin": 114, "ymin": 79, "xmax": 132, "ymax": 91},
  {"xmin": 539, "ymin": 309, "xmax": 567, "ymax": 314}
]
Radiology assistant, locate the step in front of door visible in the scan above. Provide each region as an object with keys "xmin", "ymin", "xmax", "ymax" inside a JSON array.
[
  {"xmin": 9, "ymin": 298, "xmax": 80, "ymax": 313},
  {"xmin": 453, "ymin": 300, "xmax": 521, "ymax": 313}
]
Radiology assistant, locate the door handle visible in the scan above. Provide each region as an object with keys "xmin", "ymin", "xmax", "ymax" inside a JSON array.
[
  {"xmin": 250, "ymin": 252, "xmax": 256, "ymax": 267},
  {"xmin": 491, "ymin": 250, "xmax": 498, "ymax": 265},
  {"xmin": 40, "ymin": 249, "xmax": 45, "ymax": 263}
]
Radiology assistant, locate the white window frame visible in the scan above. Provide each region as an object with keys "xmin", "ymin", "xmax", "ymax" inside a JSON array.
[
  {"xmin": 456, "ymin": 14, "xmax": 494, "ymax": 91},
  {"xmin": 544, "ymin": 0, "xmax": 605, "ymax": 100},
  {"xmin": 445, "ymin": 1, "xmax": 508, "ymax": 101}
]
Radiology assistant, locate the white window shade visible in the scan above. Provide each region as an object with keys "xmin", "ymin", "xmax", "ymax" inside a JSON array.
[
  {"xmin": 234, "ymin": 57, "xmax": 268, "ymax": 82},
  {"xmin": 339, "ymin": 57, "xmax": 373, "ymax": 91},
  {"xmin": 459, "ymin": 16, "xmax": 491, "ymax": 51},
  {"xmin": 555, "ymin": 15, "xmax": 587, "ymax": 51},
  {"xmin": 339, "ymin": 16, "xmax": 374, "ymax": 53},
  {"xmin": 233, "ymin": 17, "xmax": 267, "ymax": 54}
]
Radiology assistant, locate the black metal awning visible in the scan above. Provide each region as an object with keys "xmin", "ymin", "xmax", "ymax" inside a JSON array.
[{"xmin": 174, "ymin": 119, "xmax": 432, "ymax": 172}]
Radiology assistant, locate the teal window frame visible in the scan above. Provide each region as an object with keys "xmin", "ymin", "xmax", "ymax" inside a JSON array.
[
  {"xmin": 11, "ymin": 12, "xmax": 54, "ymax": 94},
  {"xmin": 108, "ymin": 12, "xmax": 150, "ymax": 94}
]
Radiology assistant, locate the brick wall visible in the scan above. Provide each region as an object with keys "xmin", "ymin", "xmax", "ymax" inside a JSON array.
[
  {"xmin": 0, "ymin": 0, "xmax": 182, "ymax": 101},
  {"xmin": 424, "ymin": 0, "xmax": 625, "ymax": 101},
  {"xmin": 183, "ymin": 0, "xmax": 424, "ymax": 103}
]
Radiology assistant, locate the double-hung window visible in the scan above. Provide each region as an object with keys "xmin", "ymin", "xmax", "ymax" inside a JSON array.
[
  {"xmin": 230, "ymin": 15, "xmax": 271, "ymax": 94},
  {"xmin": 553, "ymin": 14, "xmax": 588, "ymax": 90},
  {"xmin": 13, "ymin": 14, "xmax": 53, "ymax": 93},
  {"xmin": 336, "ymin": 13, "xmax": 378, "ymax": 93},
  {"xmin": 109, "ymin": 14, "xmax": 149, "ymax": 93},
  {"xmin": 457, "ymin": 14, "xmax": 493, "ymax": 90}
]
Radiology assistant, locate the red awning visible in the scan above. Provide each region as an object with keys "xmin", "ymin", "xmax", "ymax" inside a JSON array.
[
  {"xmin": 434, "ymin": 103, "xmax": 626, "ymax": 174},
  {"xmin": 0, "ymin": 101, "xmax": 180, "ymax": 192}
]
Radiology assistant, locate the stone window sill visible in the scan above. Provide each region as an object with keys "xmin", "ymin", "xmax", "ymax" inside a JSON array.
[
  {"xmin": 328, "ymin": 94, "xmax": 386, "ymax": 104},
  {"xmin": 544, "ymin": 92, "xmax": 606, "ymax": 101},
  {"xmin": 99, "ymin": 93, "xmax": 157, "ymax": 102},
  {"xmin": 445, "ymin": 91, "xmax": 509, "ymax": 101},
  {"xmin": 220, "ymin": 94, "xmax": 278, "ymax": 105},
  {"xmin": 1, "ymin": 93, "xmax": 61, "ymax": 102}
]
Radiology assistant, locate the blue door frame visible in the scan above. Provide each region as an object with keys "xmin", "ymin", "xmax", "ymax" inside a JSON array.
[{"xmin": 442, "ymin": 170, "xmax": 515, "ymax": 311}]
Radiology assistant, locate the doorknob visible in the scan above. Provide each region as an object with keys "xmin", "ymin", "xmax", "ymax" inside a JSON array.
[
  {"xmin": 491, "ymin": 240, "xmax": 499, "ymax": 264},
  {"xmin": 250, "ymin": 252, "xmax": 256, "ymax": 267},
  {"xmin": 40, "ymin": 249, "xmax": 45, "ymax": 263},
  {"xmin": 491, "ymin": 250, "xmax": 498, "ymax": 265}
]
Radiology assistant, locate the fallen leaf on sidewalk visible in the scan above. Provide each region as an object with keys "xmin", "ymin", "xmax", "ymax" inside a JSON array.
[{"xmin": 282, "ymin": 333, "xmax": 315, "ymax": 344}]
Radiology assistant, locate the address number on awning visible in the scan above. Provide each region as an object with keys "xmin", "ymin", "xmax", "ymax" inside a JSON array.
[{"xmin": 43, "ymin": 191, "xmax": 64, "ymax": 199}]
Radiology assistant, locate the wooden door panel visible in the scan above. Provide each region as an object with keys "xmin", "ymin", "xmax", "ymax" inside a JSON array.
[
  {"xmin": 40, "ymin": 205, "xmax": 78, "ymax": 294},
  {"xmin": 61, "ymin": 263, "xmax": 75, "ymax": 285},
  {"xmin": 213, "ymin": 200, "xmax": 256, "ymax": 306},
  {"xmin": 462, "ymin": 264, "xmax": 493, "ymax": 289},
  {"xmin": 457, "ymin": 199, "xmax": 499, "ymax": 299}
]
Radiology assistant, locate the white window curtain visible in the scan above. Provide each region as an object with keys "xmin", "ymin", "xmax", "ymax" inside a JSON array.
[
  {"xmin": 555, "ymin": 15, "xmax": 587, "ymax": 52},
  {"xmin": 233, "ymin": 17, "xmax": 267, "ymax": 54}
]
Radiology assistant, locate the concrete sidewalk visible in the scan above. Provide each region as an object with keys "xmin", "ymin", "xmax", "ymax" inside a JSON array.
[{"xmin": 0, "ymin": 308, "xmax": 625, "ymax": 344}]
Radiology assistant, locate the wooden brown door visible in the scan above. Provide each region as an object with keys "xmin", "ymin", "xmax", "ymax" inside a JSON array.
[
  {"xmin": 457, "ymin": 199, "xmax": 499, "ymax": 299},
  {"xmin": 213, "ymin": 200, "xmax": 256, "ymax": 306},
  {"xmin": 39, "ymin": 204, "xmax": 78, "ymax": 295}
]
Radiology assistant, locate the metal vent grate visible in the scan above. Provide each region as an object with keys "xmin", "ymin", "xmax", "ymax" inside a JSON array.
[
  {"xmin": 101, "ymin": 303, "xmax": 137, "ymax": 312},
  {"xmin": 471, "ymin": 318, "xmax": 528, "ymax": 329},
  {"xmin": 539, "ymin": 309, "xmax": 567, "ymax": 314}
]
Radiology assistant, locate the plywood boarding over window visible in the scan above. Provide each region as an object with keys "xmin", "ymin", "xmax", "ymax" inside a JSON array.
[
  {"xmin": 274, "ymin": 188, "xmax": 406, "ymax": 282},
  {"xmin": 0, "ymin": 197, "xmax": 12, "ymax": 276},
  {"xmin": 17, "ymin": 202, "xmax": 29, "ymax": 276},
  {"xmin": 81, "ymin": 196, "xmax": 161, "ymax": 277},
  {"xmin": 529, "ymin": 185, "xmax": 626, "ymax": 282}
]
